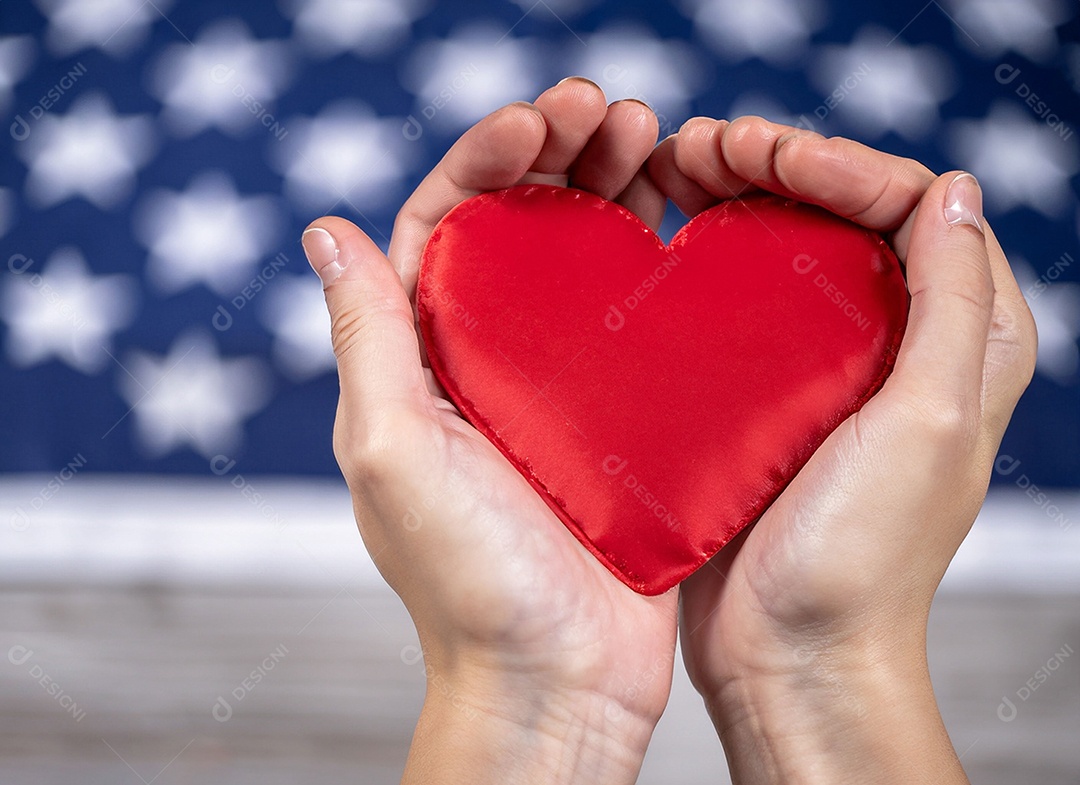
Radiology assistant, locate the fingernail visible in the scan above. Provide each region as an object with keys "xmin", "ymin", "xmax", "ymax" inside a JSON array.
[
  {"xmin": 944, "ymin": 172, "xmax": 983, "ymax": 233},
  {"xmin": 556, "ymin": 75, "xmax": 601, "ymax": 92},
  {"xmin": 302, "ymin": 227, "xmax": 344, "ymax": 286},
  {"xmin": 619, "ymin": 97, "xmax": 653, "ymax": 112}
]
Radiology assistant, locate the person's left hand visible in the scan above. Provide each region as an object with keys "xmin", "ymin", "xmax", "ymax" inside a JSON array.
[{"xmin": 303, "ymin": 79, "xmax": 678, "ymax": 785}]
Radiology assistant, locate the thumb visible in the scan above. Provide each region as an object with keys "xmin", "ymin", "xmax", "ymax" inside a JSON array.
[
  {"xmin": 888, "ymin": 171, "xmax": 994, "ymax": 407},
  {"xmin": 302, "ymin": 217, "xmax": 429, "ymax": 421}
]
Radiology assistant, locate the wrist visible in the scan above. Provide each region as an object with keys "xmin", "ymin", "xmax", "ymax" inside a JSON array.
[
  {"xmin": 402, "ymin": 655, "xmax": 658, "ymax": 785},
  {"xmin": 703, "ymin": 635, "xmax": 969, "ymax": 785}
]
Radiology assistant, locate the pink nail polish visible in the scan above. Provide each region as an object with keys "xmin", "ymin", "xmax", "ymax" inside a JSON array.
[
  {"xmin": 302, "ymin": 227, "xmax": 345, "ymax": 286},
  {"xmin": 944, "ymin": 172, "xmax": 983, "ymax": 233}
]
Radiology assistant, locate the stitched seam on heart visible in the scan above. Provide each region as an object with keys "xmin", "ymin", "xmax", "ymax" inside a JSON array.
[
  {"xmin": 417, "ymin": 326, "xmax": 650, "ymax": 592},
  {"xmin": 416, "ymin": 272, "xmax": 650, "ymax": 590},
  {"xmin": 653, "ymin": 308, "xmax": 909, "ymax": 590},
  {"xmin": 417, "ymin": 190, "xmax": 910, "ymax": 596}
]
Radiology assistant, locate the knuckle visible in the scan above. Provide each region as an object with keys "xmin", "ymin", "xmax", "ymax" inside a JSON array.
[
  {"xmin": 333, "ymin": 408, "xmax": 432, "ymax": 488},
  {"xmin": 898, "ymin": 394, "xmax": 979, "ymax": 449},
  {"xmin": 991, "ymin": 298, "xmax": 1038, "ymax": 385}
]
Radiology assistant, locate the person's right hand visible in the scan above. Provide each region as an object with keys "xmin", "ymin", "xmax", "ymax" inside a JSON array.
[
  {"xmin": 302, "ymin": 79, "xmax": 679, "ymax": 785},
  {"xmin": 649, "ymin": 117, "xmax": 1037, "ymax": 784}
]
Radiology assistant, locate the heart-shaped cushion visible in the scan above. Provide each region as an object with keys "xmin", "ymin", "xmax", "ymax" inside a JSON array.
[{"xmin": 418, "ymin": 185, "xmax": 908, "ymax": 595}]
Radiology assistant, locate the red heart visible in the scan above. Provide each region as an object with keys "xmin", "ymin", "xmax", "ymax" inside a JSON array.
[{"xmin": 418, "ymin": 185, "xmax": 908, "ymax": 595}]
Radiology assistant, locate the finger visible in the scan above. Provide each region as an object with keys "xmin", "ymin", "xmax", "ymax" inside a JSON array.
[
  {"xmin": 569, "ymin": 99, "xmax": 660, "ymax": 200},
  {"xmin": 389, "ymin": 101, "xmax": 548, "ymax": 296},
  {"xmin": 303, "ymin": 217, "xmax": 430, "ymax": 422},
  {"xmin": 614, "ymin": 165, "xmax": 666, "ymax": 232},
  {"xmin": 979, "ymin": 223, "xmax": 1038, "ymax": 434},
  {"xmin": 884, "ymin": 172, "xmax": 994, "ymax": 409},
  {"xmin": 720, "ymin": 117, "xmax": 935, "ymax": 257},
  {"xmin": 673, "ymin": 117, "xmax": 751, "ymax": 200},
  {"xmin": 531, "ymin": 76, "xmax": 609, "ymax": 174},
  {"xmin": 646, "ymin": 134, "xmax": 721, "ymax": 218}
]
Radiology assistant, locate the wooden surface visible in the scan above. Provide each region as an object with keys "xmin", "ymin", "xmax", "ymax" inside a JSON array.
[
  {"xmin": 1, "ymin": 585, "xmax": 1078, "ymax": 784},
  {"xmin": 1, "ymin": 477, "xmax": 1078, "ymax": 783}
]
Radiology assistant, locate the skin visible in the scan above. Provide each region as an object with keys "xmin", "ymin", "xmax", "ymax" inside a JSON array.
[{"xmin": 302, "ymin": 78, "xmax": 1037, "ymax": 784}]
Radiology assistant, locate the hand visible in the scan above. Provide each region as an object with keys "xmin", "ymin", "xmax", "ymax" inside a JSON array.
[
  {"xmin": 302, "ymin": 79, "xmax": 677, "ymax": 785},
  {"xmin": 652, "ymin": 117, "xmax": 1037, "ymax": 784}
]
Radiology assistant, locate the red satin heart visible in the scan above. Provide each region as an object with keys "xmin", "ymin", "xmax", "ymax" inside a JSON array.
[{"xmin": 418, "ymin": 185, "xmax": 908, "ymax": 595}]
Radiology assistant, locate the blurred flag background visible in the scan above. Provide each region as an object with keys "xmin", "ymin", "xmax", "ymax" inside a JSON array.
[{"xmin": 1, "ymin": 1, "xmax": 1078, "ymax": 783}]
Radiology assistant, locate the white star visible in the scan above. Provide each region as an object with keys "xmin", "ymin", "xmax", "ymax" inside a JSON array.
[
  {"xmin": 281, "ymin": 0, "xmax": 425, "ymax": 58},
  {"xmin": 811, "ymin": 26, "xmax": 957, "ymax": 141},
  {"xmin": 681, "ymin": 0, "xmax": 825, "ymax": 65},
  {"xmin": 149, "ymin": 19, "xmax": 291, "ymax": 138},
  {"xmin": 0, "ymin": 35, "xmax": 36, "ymax": 115},
  {"xmin": 16, "ymin": 93, "xmax": 156, "ymax": 209},
  {"xmin": 1016, "ymin": 259, "xmax": 1080, "ymax": 384},
  {"xmin": 943, "ymin": 0, "xmax": 1072, "ymax": 62},
  {"xmin": 1, "ymin": 247, "xmax": 137, "ymax": 374},
  {"xmin": 117, "ymin": 332, "xmax": 270, "ymax": 458},
  {"xmin": 35, "ymin": 0, "xmax": 175, "ymax": 58},
  {"xmin": 570, "ymin": 24, "xmax": 707, "ymax": 137},
  {"xmin": 270, "ymin": 101, "xmax": 411, "ymax": 212},
  {"xmin": 135, "ymin": 171, "xmax": 280, "ymax": 296},
  {"xmin": 258, "ymin": 274, "xmax": 335, "ymax": 380},
  {"xmin": 401, "ymin": 23, "xmax": 544, "ymax": 131},
  {"xmin": 947, "ymin": 102, "xmax": 1078, "ymax": 218}
]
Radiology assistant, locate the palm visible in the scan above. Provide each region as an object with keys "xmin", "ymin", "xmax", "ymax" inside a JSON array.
[
  {"xmin": 423, "ymin": 406, "xmax": 680, "ymax": 711},
  {"xmin": 354, "ymin": 83, "xmax": 678, "ymax": 717},
  {"xmin": 680, "ymin": 362, "xmax": 985, "ymax": 685}
]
